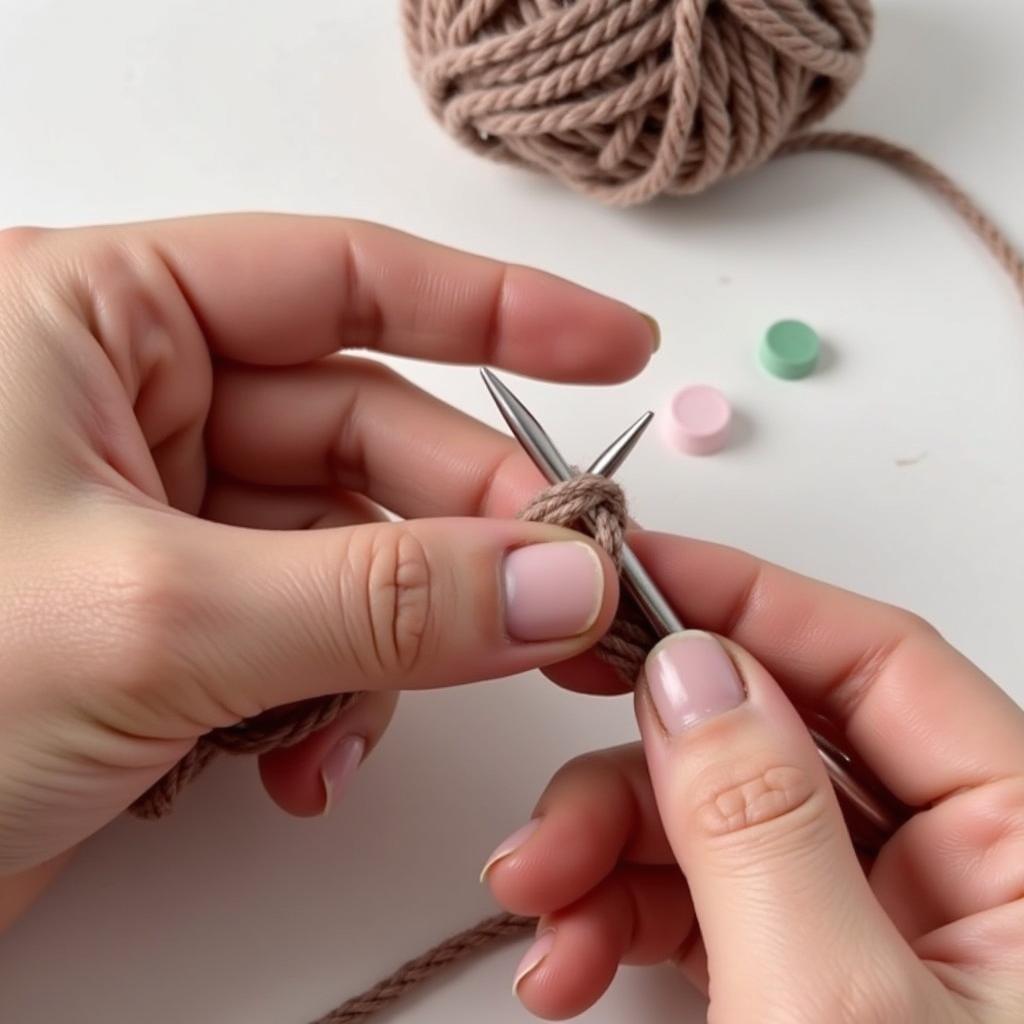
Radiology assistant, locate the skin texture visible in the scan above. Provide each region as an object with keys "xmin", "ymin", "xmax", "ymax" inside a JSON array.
[
  {"xmin": 486, "ymin": 534, "xmax": 1024, "ymax": 1023},
  {"xmin": 0, "ymin": 214, "xmax": 658, "ymax": 924}
]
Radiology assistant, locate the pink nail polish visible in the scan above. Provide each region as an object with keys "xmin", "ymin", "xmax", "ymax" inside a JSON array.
[
  {"xmin": 513, "ymin": 929, "xmax": 555, "ymax": 995},
  {"xmin": 480, "ymin": 819, "xmax": 541, "ymax": 882},
  {"xmin": 319, "ymin": 735, "xmax": 365, "ymax": 814},
  {"xmin": 645, "ymin": 632, "xmax": 745, "ymax": 735},
  {"xmin": 503, "ymin": 542, "xmax": 603, "ymax": 642}
]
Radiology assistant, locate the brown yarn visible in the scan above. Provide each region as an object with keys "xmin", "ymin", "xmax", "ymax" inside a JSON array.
[
  {"xmin": 401, "ymin": 1, "xmax": 1024, "ymax": 304},
  {"xmin": 402, "ymin": 0, "xmax": 874, "ymax": 204},
  {"xmin": 775, "ymin": 131, "xmax": 1024, "ymax": 303},
  {"xmin": 129, "ymin": 693, "xmax": 358, "ymax": 819},
  {"xmin": 309, "ymin": 913, "xmax": 534, "ymax": 1023},
  {"xmin": 522, "ymin": 472, "xmax": 656, "ymax": 678}
]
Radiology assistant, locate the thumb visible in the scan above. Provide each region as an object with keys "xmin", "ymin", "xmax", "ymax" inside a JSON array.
[
  {"xmin": 634, "ymin": 631, "xmax": 920, "ymax": 1021},
  {"xmin": 87, "ymin": 512, "xmax": 617, "ymax": 735}
]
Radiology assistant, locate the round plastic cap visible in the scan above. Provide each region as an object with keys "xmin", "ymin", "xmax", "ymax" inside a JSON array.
[
  {"xmin": 665, "ymin": 384, "xmax": 732, "ymax": 455},
  {"xmin": 760, "ymin": 320, "xmax": 821, "ymax": 379}
]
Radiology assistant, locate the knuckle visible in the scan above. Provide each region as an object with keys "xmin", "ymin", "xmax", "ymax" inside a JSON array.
[
  {"xmin": 896, "ymin": 606, "xmax": 939, "ymax": 640},
  {"xmin": 0, "ymin": 228, "xmax": 55, "ymax": 332},
  {"xmin": 82, "ymin": 241, "xmax": 190, "ymax": 349},
  {"xmin": 347, "ymin": 355, "xmax": 402, "ymax": 388},
  {"xmin": 546, "ymin": 751, "xmax": 612, "ymax": 798},
  {"xmin": 54, "ymin": 520, "xmax": 250, "ymax": 735},
  {"xmin": 83, "ymin": 531, "xmax": 199, "ymax": 697},
  {"xmin": 956, "ymin": 776, "xmax": 1024, "ymax": 883},
  {"xmin": 554, "ymin": 749, "xmax": 603, "ymax": 780},
  {"xmin": 342, "ymin": 525, "xmax": 435, "ymax": 677},
  {"xmin": 551, "ymin": 746, "xmax": 632, "ymax": 791},
  {"xmin": 691, "ymin": 761, "xmax": 820, "ymax": 843},
  {"xmin": 0, "ymin": 225, "xmax": 45, "ymax": 261},
  {"xmin": 62, "ymin": 238, "xmax": 210, "ymax": 416}
]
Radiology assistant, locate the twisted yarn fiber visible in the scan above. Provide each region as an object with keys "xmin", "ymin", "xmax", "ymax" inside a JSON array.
[
  {"xmin": 403, "ymin": 0, "xmax": 874, "ymax": 205},
  {"xmin": 130, "ymin": 692, "xmax": 357, "ymax": 819}
]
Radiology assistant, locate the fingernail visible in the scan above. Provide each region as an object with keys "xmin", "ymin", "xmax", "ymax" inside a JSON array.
[
  {"xmin": 644, "ymin": 631, "xmax": 745, "ymax": 735},
  {"xmin": 480, "ymin": 819, "xmax": 541, "ymax": 883},
  {"xmin": 503, "ymin": 542, "xmax": 603, "ymax": 642},
  {"xmin": 319, "ymin": 735, "xmax": 366, "ymax": 815},
  {"xmin": 513, "ymin": 929, "xmax": 555, "ymax": 995},
  {"xmin": 641, "ymin": 312, "xmax": 661, "ymax": 351}
]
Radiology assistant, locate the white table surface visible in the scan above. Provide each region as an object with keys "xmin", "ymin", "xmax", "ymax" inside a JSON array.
[{"xmin": 0, "ymin": 2, "xmax": 1022, "ymax": 1022}]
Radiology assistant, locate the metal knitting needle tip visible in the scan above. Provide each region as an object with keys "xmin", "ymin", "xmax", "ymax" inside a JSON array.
[
  {"xmin": 587, "ymin": 412, "xmax": 654, "ymax": 478},
  {"xmin": 481, "ymin": 369, "xmax": 683, "ymax": 635},
  {"xmin": 481, "ymin": 368, "xmax": 572, "ymax": 484}
]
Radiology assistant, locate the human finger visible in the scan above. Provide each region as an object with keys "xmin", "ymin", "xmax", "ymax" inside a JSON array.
[
  {"xmin": 513, "ymin": 867, "xmax": 696, "ymax": 1020},
  {"xmin": 66, "ymin": 214, "xmax": 657, "ymax": 379},
  {"xmin": 201, "ymin": 478, "xmax": 389, "ymax": 530},
  {"xmin": 481, "ymin": 743, "xmax": 670, "ymax": 917},
  {"xmin": 869, "ymin": 776, "xmax": 1024, "ymax": 940},
  {"xmin": 624, "ymin": 531, "xmax": 1024, "ymax": 809},
  {"xmin": 258, "ymin": 691, "xmax": 400, "ymax": 817},
  {"xmin": 635, "ymin": 631, "xmax": 934, "ymax": 1022},
  {"xmin": 207, "ymin": 356, "xmax": 546, "ymax": 519},
  {"xmin": 67, "ymin": 508, "xmax": 619, "ymax": 736}
]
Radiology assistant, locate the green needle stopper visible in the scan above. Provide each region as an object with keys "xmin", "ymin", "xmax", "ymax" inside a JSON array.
[{"xmin": 760, "ymin": 320, "xmax": 821, "ymax": 379}]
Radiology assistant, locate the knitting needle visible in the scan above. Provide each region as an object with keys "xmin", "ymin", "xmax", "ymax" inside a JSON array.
[
  {"xmin": 482, "ymin": 369, "xmax": 684, "ymax": 635},
  {"xmin": 481, "ymin": 368, "xmax": 908, "ymax": 847},
  {"xmin": 587, "ymin": 411, "xmax": 654, "ymax": 477}
]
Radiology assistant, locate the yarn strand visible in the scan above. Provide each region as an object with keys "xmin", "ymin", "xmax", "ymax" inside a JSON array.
[
  {"xmin": 779, "ymin": 131, "xmax": 1024, "ymax": 303},
  {"xmin": 308, "ymin": 913, "xmax": 533, "ymax": 1024}
]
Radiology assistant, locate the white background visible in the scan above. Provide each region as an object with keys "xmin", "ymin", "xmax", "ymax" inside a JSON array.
[{"xmin": 0, "ymin": 2, "xmax": 1022, "ymax": 1022}]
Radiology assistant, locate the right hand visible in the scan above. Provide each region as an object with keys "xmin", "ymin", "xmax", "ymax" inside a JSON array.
[
  {"xmin": 485, "ymin": 532, "xmax": 1024, "ymax": 1022},
  {"xmin": 0, "ymin": 214, "xmax": 655, "ymax": 916}
]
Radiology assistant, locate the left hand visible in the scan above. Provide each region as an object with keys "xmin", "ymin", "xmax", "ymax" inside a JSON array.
[{"xmin": 0, "ymin": 214, "xmax": 655, "ymax": 923}]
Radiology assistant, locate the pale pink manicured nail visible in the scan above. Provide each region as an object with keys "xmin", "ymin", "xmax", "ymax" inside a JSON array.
[
  {"xmin": 319, "ymin": 735, "xmax": 365, "ymax": 815},
  {"xmin": 480, "ymin": 819, "xmax": 541, "ymax": 883},
  {"xmin": 513, "ymin": 930, "xmax": 556, "ymax": 995},
  {"xmin": 645, "ymin": 631, "xmax": 746, "ymax": 735},
  {"xmin": 503, "ymin": 542, "xmax": 603, "ymax": 642}
]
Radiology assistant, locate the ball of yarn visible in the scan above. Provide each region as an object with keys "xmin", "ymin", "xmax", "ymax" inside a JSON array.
[{"xmin": 403, "ymin": 0, "xmax": 874, "ymax": 205}]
